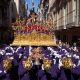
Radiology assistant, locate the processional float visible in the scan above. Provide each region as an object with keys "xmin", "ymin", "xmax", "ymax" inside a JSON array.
[
  {"xmin": 11, "ymin": 18, "xmax": 57, "ymax": 46},
  {"xmin": 10, "ymin": 17, "xmax": 56, "ymax": 71},
  {"xmin": 9, "ymin": 17, "xmax": 74, "ymax": 72}
]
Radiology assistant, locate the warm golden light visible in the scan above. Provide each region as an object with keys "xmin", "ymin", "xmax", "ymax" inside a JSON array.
[
  {"xmin": 43, "ymin": 58, "xmax": 52, "ymax": 71},
  {"xmin": 22, "ymin": 57, "xmax": 32, "ymax": 70},
  {"xmin": 62, "ymin": 57, "xmax": 74, "ymax": 69},
  {"xmin": 3, "ymin": 58, "xmax": 12, "ymax": 72}
]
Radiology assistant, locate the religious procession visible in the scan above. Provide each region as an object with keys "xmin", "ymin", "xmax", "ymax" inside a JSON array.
[{"xmin": 0, "ymin": 0, "xmax": 80, "ymax": 80}]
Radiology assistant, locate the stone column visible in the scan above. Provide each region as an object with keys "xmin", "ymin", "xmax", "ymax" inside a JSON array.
[
  {"xmin": 72, "ymin": 0, "xmax": 76, "ymax": 22},
  {"xmin": 76, "ymin": 0, "xmax": 79, "ymax": 26},
  {"xmin": 63, "ymin": 7, "xmax": 66, "ymax": 29}
]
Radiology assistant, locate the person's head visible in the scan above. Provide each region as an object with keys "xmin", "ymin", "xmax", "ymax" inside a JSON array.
[
  {"xmin": 0, "ymin": 26, "xmax": 14, "ymax": 45},
  {"xmin": 31, "ymin": 47, "xmax": 42, "ymax": 54},
  {"xmin": 73, "ymin": 42, "xmax": 77, "ymax": 47},
  {"xmin": 35, "ymin": 47, "xmax": 42, "ymax": 54}
]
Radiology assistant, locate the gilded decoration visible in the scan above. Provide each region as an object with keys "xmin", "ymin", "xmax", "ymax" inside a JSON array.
[{"xmin": 11, "ymin": 16, "xmax": 57, "ymax": 46}]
